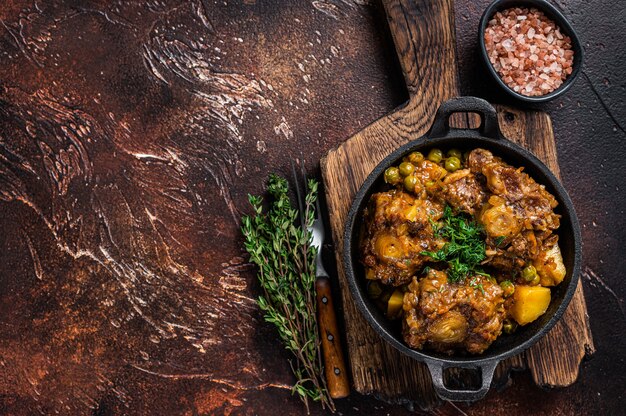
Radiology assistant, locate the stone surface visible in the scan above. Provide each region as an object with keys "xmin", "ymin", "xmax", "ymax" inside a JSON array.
[{"xmin": 0, "ymin": 0, "xmax": 623, "ymax": 414}]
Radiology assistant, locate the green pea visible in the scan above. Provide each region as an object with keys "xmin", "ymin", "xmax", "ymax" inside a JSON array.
[
  {"xmin": 531, "ymin": 274, "xmax": 541, "ymax": 286},
  {"xmin": 399, "ymin": 162, "xmax": 415, "ymax": 177},
  {"xmin": 404, "ymin": 175, "xmax": 418, "ymax": 192},
  {"xmin": 445, "ymin": 156, "xmax": 461, "ymax": 172},
  {"xmin": 500, "ymin": 280, "xmax": 515, "ymax": 297},
  {"xmin": 427, "ymin": 148, "xmax": 443, "ymax": 163},
  {"xmin": 447, "ymin": 148, "xmax": 462, "ymax": 160},
  {"xmin": 384, "ymin": 167, "xmax": 401, "ymax": 185},
  {"xmin": 521, "ymin": 265, "xmax": 537, "ymax": 282},
  {"xmin": 503, "ymin": 320, "xmax": 518, "ymax": 334},
  {"xmin": 408, "ymin": 151, "xmax": 424, "ymax": 164}
]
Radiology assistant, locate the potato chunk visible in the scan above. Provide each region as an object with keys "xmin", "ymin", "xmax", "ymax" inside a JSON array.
[
  {"xmin": 533, "ymin": 244, "xmax": 566, "ymax": 286},
  {"xmin": 386, "ymin": 289, "xmax": 404, "ymax": 319},
  {"xmin": 511, "ymin": 285, "xmax": 551, "ymax": 325}
]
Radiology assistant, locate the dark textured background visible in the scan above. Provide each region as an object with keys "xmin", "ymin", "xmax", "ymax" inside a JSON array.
[{"xmin": 0, "ymin": 0, "xmax": 623, "ymax": 415}]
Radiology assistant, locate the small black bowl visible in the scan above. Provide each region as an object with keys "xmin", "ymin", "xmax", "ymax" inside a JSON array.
[{"xmin": 478, "ymin": 0, "xmax": 583, "ymax": 103}]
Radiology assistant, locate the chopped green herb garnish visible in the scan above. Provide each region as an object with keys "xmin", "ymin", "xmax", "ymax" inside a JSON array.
[
  {"xmin": 495, "ymin": 236, "xmax": 506, "ymax": 247},
  {"xmin": 421, "ymin": 205, "xmax": 489, "ymax": 283},
  {"xmin": 470, "ymin": 276, "xmax": 486, "ymax": 295}
]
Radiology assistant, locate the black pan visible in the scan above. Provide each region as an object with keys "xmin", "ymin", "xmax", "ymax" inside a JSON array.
[{"xmin": 343, "ymin": 96, "xmax": 581, "ymax": 401}]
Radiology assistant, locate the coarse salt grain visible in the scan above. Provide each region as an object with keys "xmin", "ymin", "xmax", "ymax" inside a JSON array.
[{"xmin": 484, "ymin": 7, "xmax": 574, "ymax": 96}]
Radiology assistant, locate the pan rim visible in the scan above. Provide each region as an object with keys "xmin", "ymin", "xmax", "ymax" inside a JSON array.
[{"xmin": 342, "ymin": 132, "xmax": 582, "ymax": 366}]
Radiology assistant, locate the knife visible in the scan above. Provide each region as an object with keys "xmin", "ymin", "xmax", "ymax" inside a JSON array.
[{"xmin": 292, "ymin": 162, "xmax": 350, "ymax": 399}]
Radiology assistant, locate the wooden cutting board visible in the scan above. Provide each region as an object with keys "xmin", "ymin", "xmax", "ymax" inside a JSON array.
[{"xmin": 320, "ymin": 0, "xmax": 594, "ymax": 408}]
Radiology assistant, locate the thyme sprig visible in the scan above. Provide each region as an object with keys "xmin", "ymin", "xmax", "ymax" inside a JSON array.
[{"xmin": 241, "ymin": 174, "xmax": 334, "ymax": 413}]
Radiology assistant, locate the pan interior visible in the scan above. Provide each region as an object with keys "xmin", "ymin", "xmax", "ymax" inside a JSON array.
[{"xmin": 346, "ymin": 135, "xmax": 579, "ymax": 363}]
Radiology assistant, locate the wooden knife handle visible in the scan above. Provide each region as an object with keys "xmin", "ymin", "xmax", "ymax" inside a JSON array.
[{"xmin": 315, "ymin": 276, "xmax": 350, "ymax": 399}]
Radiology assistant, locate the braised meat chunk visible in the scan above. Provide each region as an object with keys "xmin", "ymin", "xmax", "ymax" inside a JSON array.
[
  {"xmin": 403, "ymin": 269, "xmax": 506, "ymax": 354},
  {"xmin": 441, "ymin": 169, "xmax": 488, "ymax": 215},
  {"xmin": 471, "ymin": 148, "xmax": 559, "ymax": 230},
  {"xmin": 361, "ymin": 190, "xmax": 444, "ymax": 286},
  {"xmin": 468, "ymin": 149, "xmax": 561, "ymax": 275}
]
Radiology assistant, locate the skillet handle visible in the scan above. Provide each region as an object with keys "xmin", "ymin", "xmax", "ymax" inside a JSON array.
[
  {"xmin": 428, "ymin": 96, "xmax": 501, "ymax": 140},
  {"xmin": 426, "ymin": 360, "xmax": 498, "ymax": 402}
]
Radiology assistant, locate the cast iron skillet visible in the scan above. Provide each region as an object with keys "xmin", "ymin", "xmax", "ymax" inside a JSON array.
[{"xmin": 343, "ymin": 96, "xmax": 581, "ymax": 402}]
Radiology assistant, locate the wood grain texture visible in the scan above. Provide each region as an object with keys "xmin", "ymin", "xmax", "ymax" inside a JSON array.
[
  {"xmin": 315, "ymin": 276, "xmax": 350, "ymax": 399},
  {"xmin": 385, "ymin": 0, "xmax": 456, "ymax": 97},
  {"xmin": 320, "ymin": 1, "xmax": 594, "ymax": 408}
]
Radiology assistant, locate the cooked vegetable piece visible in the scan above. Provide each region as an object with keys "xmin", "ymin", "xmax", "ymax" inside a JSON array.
[
  {"xmin": 374, "ymin": 234, "xmax": 404, "ymax": 260},
  {"xmin": 384, "ymin": 167, "xmax": 401, "ymax": 185},
  {"xmin": 511, "ymin": 285, "xmax": 551, "ymax": 325},
  {"xmin": 445, "ymin": 156, "xmax": 462, "ymax": 172},
  {"xmin": 386, "ymin": 289, "xmax": 404, "ymax": 319},
  {"xmin": 521, "ymin": 264, "xmax": 537, "ymax": 282},
  {"xmin": 481, "ymin": 204, "xmax": 522, "ymax": 237},
  {"xmin": 447, "ymin": 149, "xmax": 463, "ymax": 160},
  {"xmin": 500, "ymin": 280, "xmax": 515, "ymax": 297},
  {"xmin": 502, "ymin": 319, "xmax": 518, "ymax": 334},
  {"xmin": 399, "ymin": 162, "xmax": 415, "ymax": 177},
  {"xmin": 404, "ymin": 175, "xmax": 418, "ymax": 192},
  {"xmin": 427, "ymin": 148, "xmax": 443, "ymax": 163},
  {"xmin": 534, "ymin": 244, "xmax": 566, "ymax": 286},
  {"xmin": 408, "ymin": 151, "xmax": 424, "ymax": 164},
  {"xmin": 428, "ymin": 311, "xmax": 469, "ymax": 344}
]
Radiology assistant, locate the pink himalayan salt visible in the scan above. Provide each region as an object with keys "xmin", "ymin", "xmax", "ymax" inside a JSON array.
[{"xmin": 484, "ymin": 7, "xmax": 575, "ymax": 96}]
